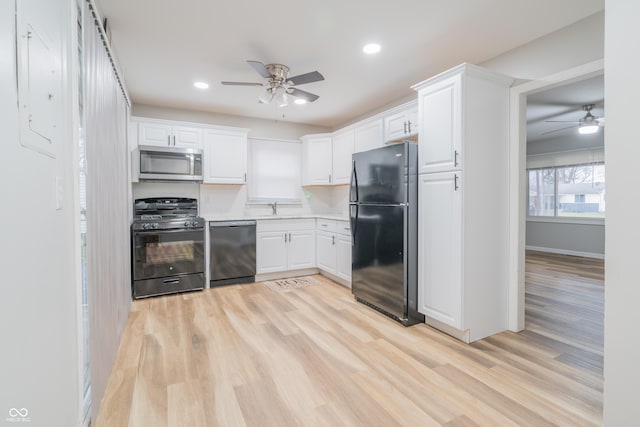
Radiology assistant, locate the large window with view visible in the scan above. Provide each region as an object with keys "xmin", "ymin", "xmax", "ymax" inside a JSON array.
[{"xmin": 528, "ymin": 163, "xmax": 605, "ymax": 219}]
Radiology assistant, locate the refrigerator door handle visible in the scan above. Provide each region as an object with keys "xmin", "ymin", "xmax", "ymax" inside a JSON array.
[
  {"xmin": 349, "ymin": 160, "xmax": 359, "ymax": 203},
  {"xmin": 349, "ymin": 204, "xmax": 358, "ymax": 246}
]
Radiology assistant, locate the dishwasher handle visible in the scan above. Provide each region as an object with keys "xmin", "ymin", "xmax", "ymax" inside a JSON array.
[{"xmin": 209, "ymin": 220, "xmax": 257, "ymax": 228}]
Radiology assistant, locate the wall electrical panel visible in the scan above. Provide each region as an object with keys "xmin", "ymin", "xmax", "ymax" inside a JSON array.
[{"xmin": 15, "ymin": 3, "xmax": 61, "ymax": 159}]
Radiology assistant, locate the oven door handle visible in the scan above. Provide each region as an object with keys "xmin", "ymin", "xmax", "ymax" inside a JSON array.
[{"xmin": 163, "ymin": 279, "xmax": 180, "ymax": 285}]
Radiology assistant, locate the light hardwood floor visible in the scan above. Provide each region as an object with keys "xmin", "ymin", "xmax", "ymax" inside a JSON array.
[{"xmin": 95, "ymin": 253, "xmax": 604, "ymax": 426}]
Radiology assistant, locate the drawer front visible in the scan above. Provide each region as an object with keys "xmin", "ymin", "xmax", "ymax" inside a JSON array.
[
  {"xmin": 316, "ymin": 218, "xmax": 336, "ymax": 232},
  {"xmin": 257, "ymin": 218, "xmax": 315, "ymax": 233},
  {"xmin": 335, "ymin": 220, "xmax": 351, "ymax": 236}
]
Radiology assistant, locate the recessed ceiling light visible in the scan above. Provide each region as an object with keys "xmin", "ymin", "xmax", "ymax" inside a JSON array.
[
  {"xmin": 363, "ymin": 43, "xmax": 381, "ymax": 55},
  {"xmin": 294, "ymin": 98, "xmax": 307, "ymax": 105},
  {"xmin": 194, "ymin": 81, "xmax": 209, "ymax": 89}
]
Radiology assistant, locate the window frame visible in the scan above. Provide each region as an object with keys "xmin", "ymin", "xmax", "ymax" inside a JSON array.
[
  {"xmin": 247, "ymin": 137, "xmax": 303, "ymax": 205},
  {"xmin": 527, "ymin": 161, "xmax": 605, "ymax": 224}
]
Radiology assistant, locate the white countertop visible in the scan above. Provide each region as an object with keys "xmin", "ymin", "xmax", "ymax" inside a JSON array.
[{"xmin": 203, "ymin": 213, "xmax": 349, "ymax": 222}]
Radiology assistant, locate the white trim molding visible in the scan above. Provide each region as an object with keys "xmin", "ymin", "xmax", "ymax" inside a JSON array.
[{"xmin": 508, "ymin": 59, "xmax": 604, "ymax": 332}]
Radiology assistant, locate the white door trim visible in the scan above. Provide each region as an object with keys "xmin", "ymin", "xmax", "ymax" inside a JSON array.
[{"xmin": 508, "ymin": 59, "xmax": 605, "ymax": 331}]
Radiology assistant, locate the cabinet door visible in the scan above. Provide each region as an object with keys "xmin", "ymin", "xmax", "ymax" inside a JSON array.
[
  {"xmin": 354, "ymin": 119, "xmax": 383, "ymax": 153},
  {"xmin": 332, "ymin": 130, "xmax": 354, "ymax": 185},
  {"xmin": 138, "ymin": 122, "xmax": 172, "ymax": 147},
  {"xmin": 172, "ymin": 125, "xmax": 203, "ymax": 148},
  {"xmin": 302, "ymin": 136, "xmax": 332, "ymax": 185},
  {"xmin": 203, "ymin": 131, "xmax": 247, "ymax": 184},
  {"xmin": 316, "ymin": 231, "xmax": 336, "ymax": 273},
  {"xmin": 418, "ymin": 172, "xmax": 463, "ymax": 329},
  {"xmin": 335, "ymin": 234, "xmax": 352, "ymax": 283},
  {"xmin": 384, "ymin": 112, "xmax": 409, "ymax": 142},
  {"xmin": 256, "ymin": 231, "xmax": 288, "ymax": 274},
  {"xmin": 287, "ymin": 230, "xmax": 316, "ymax": 270},
  {"xmin": 418, "ymin": 74, "xmax": 462, "ymax": 174},
  {"xmin": 406, "ymin": 105, "xmax": 419, "ymax": 136}
]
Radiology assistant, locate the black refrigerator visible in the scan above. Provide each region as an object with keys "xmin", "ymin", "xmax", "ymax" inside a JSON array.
[{"xmin": 349, "ymin": 142, "xmax": 424, "ymax": 326}]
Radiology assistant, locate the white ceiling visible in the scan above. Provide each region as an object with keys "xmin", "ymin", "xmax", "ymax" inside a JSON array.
[
  {"xmin": 95, "ymin": 0, "xmax": 604, "ymax": 128},
  {"xmin": 527, "ymin": 75, "xmax": 604, "ymax": 143}
]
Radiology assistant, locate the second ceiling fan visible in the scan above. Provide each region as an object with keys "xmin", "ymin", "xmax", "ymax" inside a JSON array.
[{"xmin": 222, "ymin": 60, "xmax": 324, "ymax": 107}]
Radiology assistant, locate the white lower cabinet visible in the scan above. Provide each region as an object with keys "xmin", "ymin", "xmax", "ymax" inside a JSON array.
[
  {"xmin": 256, "ymin": 219, "xmax": 315, "ymax": 274},
  {"xmin": 315, "ymin": 219, "xmax": 351, "ymax": 285},
  {"xmin": 418, "ymin": 172, "xmax": 462, "ymax": 328}
]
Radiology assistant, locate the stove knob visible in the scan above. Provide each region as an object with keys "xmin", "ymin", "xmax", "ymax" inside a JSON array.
[
  {"xmin": 152, "ymin": 223, "xmax": 159, "ymax": 229},
  {"xmin": 191, "ymin": 221, "xmax": 198, "ymax": 227},
  {"xmin": 141, "ymin": 223, "xmax": 148, "ymax": 230},
  {"xmin": 184, "ymin": 221, "xmax": 190, "ymax": 227}
]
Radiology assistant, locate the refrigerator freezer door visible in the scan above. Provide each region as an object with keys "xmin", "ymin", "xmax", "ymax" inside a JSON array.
[
  {"xmin": 351, "ymin": 144, "xmax": 408, "ymax": 205},
  {"xmin": 351, "ymin": 204, "xmax": 406, "ymax": 319}
]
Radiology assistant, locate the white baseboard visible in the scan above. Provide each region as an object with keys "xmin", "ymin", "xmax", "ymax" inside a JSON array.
[
  {"xmin": 255, "ymin": 268, "xmax": 320, "ymax": 282},
  {"xmin": 318, "ymin": 270, "xmax": 351, "ymax": 289},
  {"xmin": 525, "ymin": 245, "xmax": 605, "ymax": 260}
]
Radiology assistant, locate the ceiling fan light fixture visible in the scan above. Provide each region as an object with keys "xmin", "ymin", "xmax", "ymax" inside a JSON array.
[
  {"xmin": 193, "ymin": 81, "xmax": 209, "ymax": 89},
  {"xmin": 275, "ymin": 87, "xmax": 288, "ymax": 107},
  {"xmin": 579, "ymin": 124, "xmax": 599, "ymax": 135},
  {"xmin": 294, "ymin": 98, "xmax": 307, "ymax": 105},
  {"xmin": 258, "ymin": 87, "xmax": 274, "ymax": 104}
]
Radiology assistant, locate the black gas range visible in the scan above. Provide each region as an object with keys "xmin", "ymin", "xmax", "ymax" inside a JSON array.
[{"xmin": 131, "ymin": 197, "xmax": 205, "ymax": 299}]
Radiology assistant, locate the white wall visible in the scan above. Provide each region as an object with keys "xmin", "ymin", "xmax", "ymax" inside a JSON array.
[
  {"xmin": 604, "ymin": 1, "xmax": 640, "ymax": 423},
  {"xmin": 0, "ymin": 0, "xmax": 81, "ymax": 425},
  {"xmin": 132, "ymin": 103, "xmax": 330, "ymax": 139},
  {"xmin": 481, "ymin": 12, "xmax": 604, "ymax": 81}
]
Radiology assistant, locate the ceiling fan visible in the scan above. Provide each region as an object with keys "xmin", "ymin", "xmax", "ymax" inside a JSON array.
[
  {"xmin": 543, "ymin": 103, "xmax": 605, "ymax": 135},
  {"xmin": 221, "ymin": 60, "xmax": 324, "ymax": 107}
]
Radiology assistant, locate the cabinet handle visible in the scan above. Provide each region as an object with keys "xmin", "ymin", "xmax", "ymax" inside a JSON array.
[
  {"xmin": 403, "ymin": 122, "xmax": 407, "ymax": 134},
  {"xmin": 244, "ymin": 173, "xmax": 247, "ymax": 183},
  {"xmin": 332, "ymin": 235, "xmax": 335, "ymax": 245},
  {"xmin": 329, "ymin": 174, "xmax": 332, "ymax": 183},
  {"xmin": 167, "ymin": 135, "xmax": 171, "ymax": 146},
  {"xmin": 454, "ymin": 174, "xmax": 460, "ymax": 191},
  {"xmin": 173, "ymin": 135, "xmax": 176, "ymax": 146},
  {"xmin": 289, "ymin": 233, "xmax": 292, "ymax": 242},
  {"xmin": 454, "ymin": 150, "xmax": 460, "ymax": 167},
  {"xmin": 284, "ymin": 232, "xmax": 287, "ymax": 243},
  {"xmin": 407, "ymin": 121, "xmax": 412, "ymax": 134}
]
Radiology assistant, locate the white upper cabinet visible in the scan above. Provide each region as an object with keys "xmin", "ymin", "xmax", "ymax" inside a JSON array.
[
  {"xmin": 301, "ymin": 134, "xmax": 333, "ymax": 185},
  {"xmin": 331, "ymin": 129, "xmax": 355, "ymax": 185},
  {"xmin": 203, "ymin": 128, "xmax": 249, "ymax": 184},
  {"xmin": 354, "ymin": 119, "xmax": 383, "ymax": 153},
  {"xmin": 384, "ymin": 101, "xmax": 419, "ymax": 143},
  {"xmin": 135, "ymin": 118, "xmax": 203, "ymax": 149},
  {"xmin": 416, "ymin": 74, "xmax": 462, "ymax": 174}
]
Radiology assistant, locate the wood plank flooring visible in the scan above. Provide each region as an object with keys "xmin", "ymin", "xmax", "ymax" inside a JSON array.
[{"xmin": 95, "ymin": 253, "xmax": 604, "ymax": 426}]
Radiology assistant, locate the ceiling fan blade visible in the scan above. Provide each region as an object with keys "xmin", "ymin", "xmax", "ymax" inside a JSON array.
[
  {"xmin": 288, "ymin": 88, "xmax": 320, "ymax": 102},
  {"xmin": 544, "ymin": 120, "xmax": 580, "ymax": 123},
  {"xmin": 287, "ymin": 71, "xmax": 324, "ymax": 86},
  {"xmin": 541, "ymin": 124, "xmax": 579, "ymax": 136},
  {"xmin": 221, "ymin": 81, "xmax": 264, "ymax": 86},
  {"xmin": 247, "ymin": 60, "xmax": 272, "ymax": 79}
]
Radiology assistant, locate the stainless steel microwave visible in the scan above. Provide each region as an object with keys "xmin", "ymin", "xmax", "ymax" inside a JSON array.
[{"xmin": 136, "ymin": 145, "xmax": 203, "ymax": 183}]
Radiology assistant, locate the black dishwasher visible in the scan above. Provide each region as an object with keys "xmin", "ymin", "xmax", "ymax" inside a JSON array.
[{"xmin": 209, "ymin": 220, "xmax": 257, "ymax": 286}]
